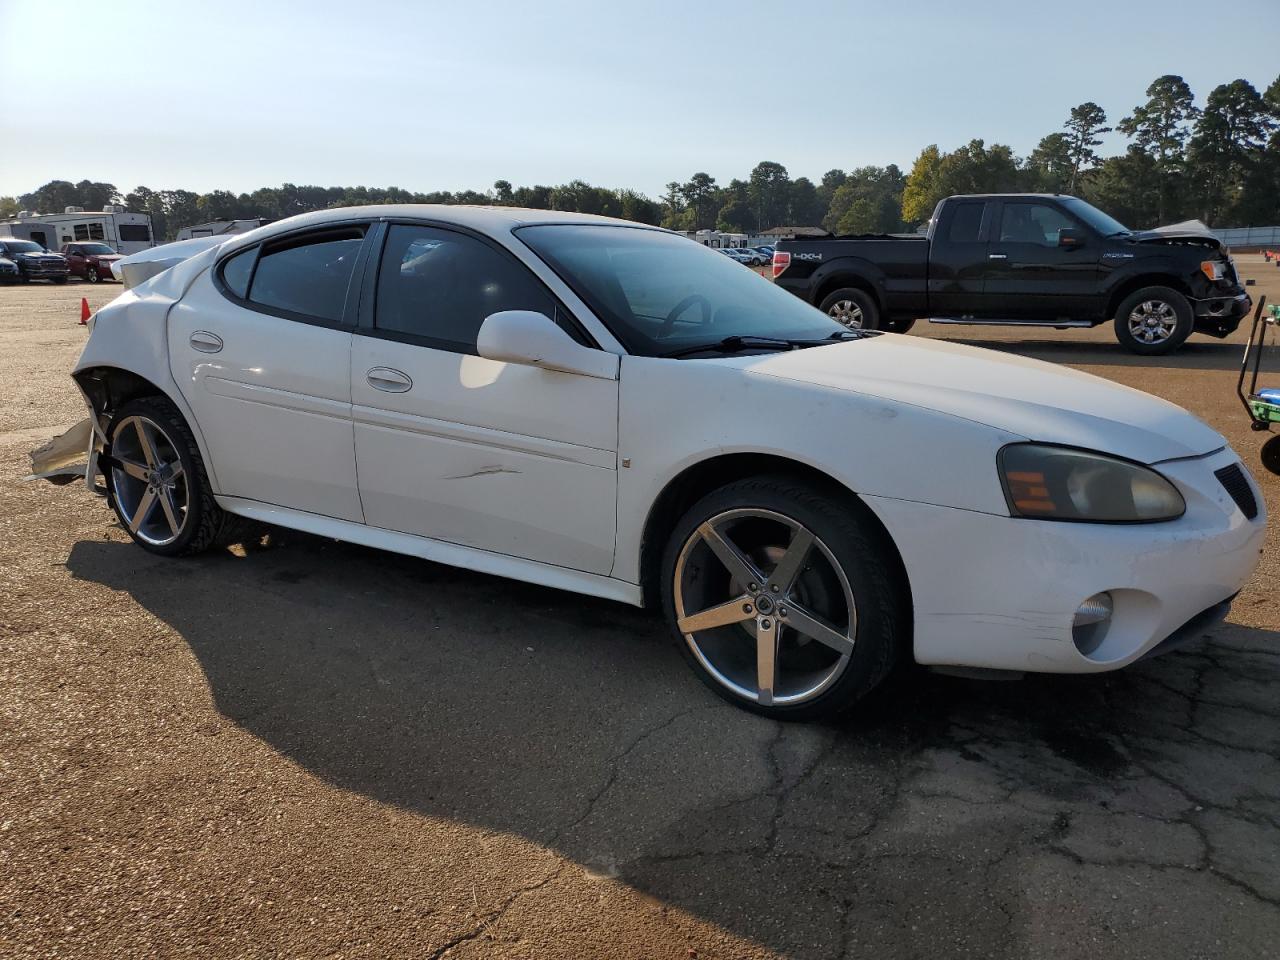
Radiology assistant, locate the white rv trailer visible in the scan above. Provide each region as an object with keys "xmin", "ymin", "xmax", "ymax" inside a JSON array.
[
  {"xmin": 175, "ymin": 218, "xmax": 270, "ymax": 241},
  {"xmin": 0, "ymin": 207, "xmax": 156, "ymax": 255}
]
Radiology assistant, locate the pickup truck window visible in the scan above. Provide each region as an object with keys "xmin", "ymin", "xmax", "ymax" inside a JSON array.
[
  {"xmin": 999, "ymin": 203, "xmax": 1076, "ymax": 246},
  {"xmin": 1057, "ymin": 196, "xmax": 1131, "ymax": 237},
  {"xmin": 947, "ymin": 203, "xmax": 986, "ymax": 243}
]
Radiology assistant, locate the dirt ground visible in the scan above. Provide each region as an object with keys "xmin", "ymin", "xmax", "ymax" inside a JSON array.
[{"xmin": 3, "ymin": 259, "xmax": 1280, "ymax": 959}]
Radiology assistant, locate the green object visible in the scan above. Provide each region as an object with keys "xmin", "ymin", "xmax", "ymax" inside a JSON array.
[
  {"xmin": 1269, "ymin": 304, "xmax": 1280, "ymax": 320},
  {"xmin": 1248, "ymin": 397, "xmax": 1280, "ymax": 423}
]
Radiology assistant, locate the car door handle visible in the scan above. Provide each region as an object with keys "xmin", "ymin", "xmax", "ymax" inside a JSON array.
[
  {"xmin": 366, "ymin": 367, "xmax": 413, "ymax": 393},
  {"xmin": 189, "ymin": 331, "xmax": 223, "ymax": 353},
  {"xmin": 988, "ymin": 253, "xmax": 1008, "ymax": 260}
]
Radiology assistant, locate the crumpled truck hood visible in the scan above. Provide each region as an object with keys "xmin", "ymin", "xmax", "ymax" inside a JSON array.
[{"xmin": 737, "ymin": 335, "xmax": 1225, "ymax": 464}]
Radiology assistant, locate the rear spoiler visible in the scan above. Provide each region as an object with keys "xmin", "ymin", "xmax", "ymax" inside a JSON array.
[{"xmin": 111, "ymin": 235, "xmax": 234, "ymax": 289}]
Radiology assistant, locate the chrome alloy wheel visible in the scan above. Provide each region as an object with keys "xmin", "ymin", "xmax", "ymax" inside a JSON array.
[
  {"xmin": 828, "ymin": 299, "xmax": 864, "ymax": 329},
  {"xmin": 109, "ymin": 415, "xmax": 190, "ymax": 547},
  {"xmin": 1127, "ymin": 300, "xmax": 1177, "ymax": 345},
  {"xmin": 673, "ymin": 508, "xmax": 856, "ymax": 706}
]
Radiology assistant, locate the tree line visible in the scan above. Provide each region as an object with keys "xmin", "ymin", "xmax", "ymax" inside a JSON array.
[{"xmin": 3, "ymin": 72, "xmax": 1277, "ymax": 242}]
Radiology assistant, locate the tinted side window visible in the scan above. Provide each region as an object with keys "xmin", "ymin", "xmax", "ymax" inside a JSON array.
[
  {"xmin": 374, "ymin": 224, "xmax": 554, "ymax": 353},
  {"xmin": 118, "ymin": 224, "xmax": 151, "ymax": 241},
  {"xmin": 1000, "ymin": 203, "xmax": 1075, "ymax": 246},
  {"xmin": 946, "ymin": 202, "xmax": 986, "ymax": 243},
  {"xmin": 220, "ymin": 247, "xmax": 256, "ymax": 299},
  {"xmin": 248, "ymin": 228, "xmax": 365, "ymax": 323}
]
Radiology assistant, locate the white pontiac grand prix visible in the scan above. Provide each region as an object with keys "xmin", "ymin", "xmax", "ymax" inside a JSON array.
[{"xmin": 67, "ymin": 206, "xmax": 1264, "ymax": 719}]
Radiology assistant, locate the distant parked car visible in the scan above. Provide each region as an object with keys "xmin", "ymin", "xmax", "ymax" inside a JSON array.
[
  {"xmin": 753, "ymin": 245, "xmax": 775, "ymax": 259},
  {"xmin": 62, "ymin": 242, "xmax": 123, "ymax": 284},
  {"xmin": 717, "ymin": 248, "xmax": 749, "ymax": 263},
  {"xmin": 0, "ymin": 238, "xmax": 69, "ymax": 283},
  {"xmin": 0, "ymin": 253, "xmax": 19, "ymax": 283},
  {"xmin": 726, "ymin": 248, "xmax": 763, "ymax": 266}
]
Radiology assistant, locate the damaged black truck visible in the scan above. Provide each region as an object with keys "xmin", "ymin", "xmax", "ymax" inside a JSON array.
[{"xmin": 772, "ymin": 194, "xmax": 1251, "ymax": 354}]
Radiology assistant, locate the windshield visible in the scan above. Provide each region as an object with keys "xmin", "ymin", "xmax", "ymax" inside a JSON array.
[
  {"xmin": 1058, "ymin": 197, "xmax": 1130, "ymax": 236},
  {"xmin": 78, "ymin": 242, "xmax": 115, "ymax": 255},
  {"xmin": 517, "ymin": 225, "xmax": 846, "ymax": 356},
  {"xmin": 2, "ymin": 240, "xmax": 44, "ymax": 254}
]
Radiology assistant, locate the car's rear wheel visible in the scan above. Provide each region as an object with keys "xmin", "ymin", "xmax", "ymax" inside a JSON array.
[
  {"xmin": 106, "ymin": 396, "xmax": 242, "ymax": 557},
  {"xmin": 819, "ymin": 287, "xmax": 880, "ymax": 331},
  {"xmin": 660, "ymin": 475, "xmax": 905, "ymax": 720},
  {"xmin": 1113, "ymin": 286, "xmax": 1193, "ymax": 354}
]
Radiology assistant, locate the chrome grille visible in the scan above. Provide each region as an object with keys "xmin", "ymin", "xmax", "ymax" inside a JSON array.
[{"xmin": 1215, "ymin": 462, "xmax": 1258, "ymax": 520}]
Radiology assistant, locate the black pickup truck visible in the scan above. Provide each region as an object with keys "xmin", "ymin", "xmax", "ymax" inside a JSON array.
[{"xmin": 772, "ymin": 193, "xmax": 1251, "ymax": 354}]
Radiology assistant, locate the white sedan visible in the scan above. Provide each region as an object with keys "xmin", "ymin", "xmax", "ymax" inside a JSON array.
[{"xmin": 67, "ymin": 206, "xmax": 1265, "ymax": 719}]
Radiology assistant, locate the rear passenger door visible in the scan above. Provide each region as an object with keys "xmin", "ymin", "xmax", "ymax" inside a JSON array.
[
  {"xmin": 350, "ymin": 222, "xmax": 619, "ymax": 574},
  {"xmin": 928, "ymin": 199, "xmax": 996, "ymax": 318},
  {"xmin": 168, "ymin": 224, "xmax": 370, "ymax": 522}
]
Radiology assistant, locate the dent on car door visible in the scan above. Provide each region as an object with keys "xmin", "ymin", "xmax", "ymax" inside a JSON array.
[
  {"xmin": 166, "ymin": 225, "xmax": 369, "ymax": 521},
  {"xmin": 350, "ymin": 223, "xmax": 619, "ymax": 574}
]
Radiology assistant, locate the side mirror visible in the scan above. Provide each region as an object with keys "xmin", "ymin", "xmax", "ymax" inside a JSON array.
[
  {"xmin": 477, "ymin": 311, "xmax": 618, "ymax": 380},
  {"xmin": 1059, "ymin": 228, "xmax": 1084, "ymax": 249}
]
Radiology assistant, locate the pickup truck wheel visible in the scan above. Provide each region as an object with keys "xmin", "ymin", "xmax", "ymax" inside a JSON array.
[
  {"xmin": 1114, "ymin": 286, "xmax": 1193, "ymax": 355},
  {"xmin": 819, "ymin": 288, "xmax": 880, "ymax": 331},
  {"xmin": 84, "ymin": 267, "xmax": 100, "ymax": 284}
]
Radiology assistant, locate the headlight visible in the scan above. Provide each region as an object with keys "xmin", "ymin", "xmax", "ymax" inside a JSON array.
[
  {"xmin": 999, "ymin": 444, "xmax": 1185, "ymax": 523},
  {"xmin": 1200, "ymin": 260, "xmax": 1225, "ymax": 281}
]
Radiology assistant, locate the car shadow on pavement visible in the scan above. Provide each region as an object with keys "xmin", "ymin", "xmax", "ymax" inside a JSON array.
[
  {"xmin": 934, "ymin": 336, "xmax": 1247, "ymax": 372},
  {"xmin": 66, "ymin": 531, "xmax": 1280, "ymax": 957}
]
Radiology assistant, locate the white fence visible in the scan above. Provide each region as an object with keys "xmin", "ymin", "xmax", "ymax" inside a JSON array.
[{"xmin": 1213, "ymin": 226, "xmax": 1280, "ymax": 248}]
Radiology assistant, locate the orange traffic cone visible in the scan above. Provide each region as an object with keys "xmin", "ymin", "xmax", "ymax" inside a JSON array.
[{"xmin": 79, "ymin": 298, "xmax": 90, "ymax": 325}]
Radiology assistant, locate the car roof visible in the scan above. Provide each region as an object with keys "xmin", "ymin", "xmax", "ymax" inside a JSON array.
[{"xmin": 217, "ymin": 204, "xmax": 667, "ymax": 254}]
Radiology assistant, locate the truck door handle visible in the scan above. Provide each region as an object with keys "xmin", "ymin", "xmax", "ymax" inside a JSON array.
[
  {"xmin": 189, "ymin": 331, "xmax": 223, "ymax": 353},
  {"xmin": 366, "ymin": 367, "xmax": 413, "ymax": 393},
  {"xmin": 988, "ymin": 253, "xmax": 1008, "ymax": 260}
]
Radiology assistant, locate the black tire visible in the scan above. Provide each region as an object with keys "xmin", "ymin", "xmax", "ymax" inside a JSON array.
[
  {"xmin": 1113, "ymin": 286, "xmax": 1193, "ymax": 355},
  {"xmin": 660, "ymin": 474, "xmax": 907, "ymax": 721},
  {"xmin": 884, "ymin": 318, "xmax": 916, "ymax": 334},
  {"xmin": 1262, "ymin": 436, "xmax": 1280, "ymax": 476},
  {"xmin": 105, "ymin": 395, "xmax": 245, "ymax": 557},
  {"xmin": 53, "ymin": 277, "xmax": 69, "ymax": 285},
  {"xmin": 84, "ymin": 267, "xmax": 100, "ymax": 284},
  {"xmin": 818, "ymin": 287, "xmax": 881, "ymax": 331}
]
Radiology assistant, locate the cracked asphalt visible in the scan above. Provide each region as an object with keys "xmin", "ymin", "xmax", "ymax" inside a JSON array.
[{"xmin": 3, "ymin": 259, "xmax": 1280, "ymax": 958}]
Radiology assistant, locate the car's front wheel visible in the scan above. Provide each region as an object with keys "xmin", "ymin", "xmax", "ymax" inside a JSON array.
[
  {"xmin": 84, "ymin": 266, "xmax": 100, "ymax": 284},
  {"xmin": 819, "ymin": 287, "xmax": 880, "ymax": 331},
  {"xmin": 106, "ymin": 396, "xmax": 241, "ymax": 556},
  {"xmin": 660, "ymin": 475, "xmax": 905, "ymax": 720},
  {"xmin": 1113, "ymin": 286, "xmax": 1193, "ymax": 354}
]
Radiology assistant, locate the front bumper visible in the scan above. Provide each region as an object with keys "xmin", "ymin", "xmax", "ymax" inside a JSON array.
[
  {"xmin": 864, "ymin": 446, "xmax": 1265, "ymax": 673},
  {"xmin": 1193, "ymin": 291, "xmax": 1251, "ymax": 337}
]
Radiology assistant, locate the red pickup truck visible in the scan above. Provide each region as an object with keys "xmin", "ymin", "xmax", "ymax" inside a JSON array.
[{"xmin": 61, "ymin": 241, "xmax": 123, "ymax": 284}]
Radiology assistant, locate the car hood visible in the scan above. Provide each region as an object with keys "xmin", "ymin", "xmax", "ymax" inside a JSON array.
[
  {"xmin": 738, "ymin": 335, "xmax": 1225, "ymax": 464},
  {"xmin": 1127, "ymin": 229, "xmax": 1222, "ymax": 251},
  {"xmin": 88, "ymin": 254, "xmax": 123, "ymax": 262},
  {"xmin": 14, "ymin": 251, "xmax": 64, "ymax": 260}
]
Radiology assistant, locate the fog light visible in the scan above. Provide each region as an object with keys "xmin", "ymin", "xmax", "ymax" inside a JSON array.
[{"xmin": 1072, "ymin": 592, "xmax": 1113, "ymax": 656}]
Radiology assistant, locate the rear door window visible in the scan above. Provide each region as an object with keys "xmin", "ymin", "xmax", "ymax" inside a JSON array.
[
  {"xmin": 247, "ymin": 227, "xmax": 366, "ymax": 324},
  {"xmin": 946, "ymin": 202, "xmax": 987, "ymax": 244}
]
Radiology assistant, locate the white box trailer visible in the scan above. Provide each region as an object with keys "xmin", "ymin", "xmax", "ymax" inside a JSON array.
[
  {"xmin": 0, "ymin": 220, "xmax": 62, "ymax": 250},
  {"xmin": 0, "ymin": 207, "xmax": 157, "ymax": 255},
  {"xmin": 175, "ymin": 218, "xmax": 270, "ymax": 241}
]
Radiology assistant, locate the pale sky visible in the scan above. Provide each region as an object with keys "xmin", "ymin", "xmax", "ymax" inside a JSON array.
[{"xmin": 1, "ymin": 0, "xmax": 1276, "ymax": 200}]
